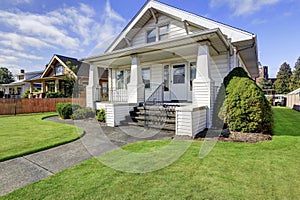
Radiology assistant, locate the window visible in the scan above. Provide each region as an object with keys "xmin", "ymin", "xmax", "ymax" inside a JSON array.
[
  {"xmin": 18, "ymin": 75, "xmax": 24, "ymax": 80},
  {"xmin": 164, "ymin": 65, "xmax": 169, "ymax": 91},
  {"xmin": 190, "ymin": 62, "xmax": 196, "ymax": 90},
  {"xmin": 173, "ymin": 64, "xmax": 185, "ymax": 84},
  {"xmin": 142, "ymin": 68, "xmax": 150, "ymax": 88},
  {"xmin": 116, "ymin": 69, "xmax": 131, "ymax": 89},
  {"xmin": 116, "ymin": 70, "xmax": 124, "ymax": 89},
  {"xmin": 55, "ymin": 65, "xmax": 64, "ymax": 76},
  {"xmin": 125, "ymin": 69, "xmax": 131, "ymax": 89},
  {"xmin": 159, "ymin": 25, "xmax": 169, "ymax": 41},
  {"xmin": 147, "ymin": 28, "xmax": 156, "ymax": 43}
]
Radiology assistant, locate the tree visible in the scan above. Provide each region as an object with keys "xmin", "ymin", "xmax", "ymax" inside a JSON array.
[
  {"xmin": 257, "ymin": 78, "xmax": 273, "ymax": 89},
  {"xmin": 274, "ymin": 62, "xmax": 292, "ymax": 94},
  {"xmin": 0, "ymin": 67, "xmax": 14, "ymax": 84},
  {"xmin": 289, "ymin": 56, "xmax": 300, "ymax": 92}
]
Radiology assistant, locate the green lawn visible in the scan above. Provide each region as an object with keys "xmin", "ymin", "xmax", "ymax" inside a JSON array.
[
  {"xmin": 0, "ymin": 113, "xmax": 81, "ymax": 161},
  {"xmin": 2, "ymin": 107, "xmax": 300, "ymax": 199}
]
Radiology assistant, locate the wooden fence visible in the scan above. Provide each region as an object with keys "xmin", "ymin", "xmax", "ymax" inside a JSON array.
[{"xmin": 0, "ymin": 98, "xmax": 86, "ymax": 115}]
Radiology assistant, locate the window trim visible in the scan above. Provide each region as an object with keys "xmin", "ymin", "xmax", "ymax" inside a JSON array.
[
  {"xmin": 55, "ymin": 65, "xmax": 64, "ymax": 76},
  {"xmin": 145, "ymin": 23, "xmax": 170, "ymax": 44}
]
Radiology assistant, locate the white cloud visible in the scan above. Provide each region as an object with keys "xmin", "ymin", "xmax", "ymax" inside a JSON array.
[
  {"xmin": 210, "ymin": 0, "xmax": 281, "ymax": 16},
  {"xmin": 0, "ymin": 0, "xmax": 126, "ymax": 69}
]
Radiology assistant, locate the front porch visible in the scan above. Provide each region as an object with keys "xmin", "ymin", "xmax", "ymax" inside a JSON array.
[{"xmin": 84, "ymin": 30, "xmax": 232, "ymax": 136}]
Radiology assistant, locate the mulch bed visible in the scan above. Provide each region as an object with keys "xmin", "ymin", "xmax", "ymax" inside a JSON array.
[
  {"xmin": 218, "ymin": 132, "xmax": 272, "ymax": 143},
  {"xmin": 194, "ymin": 129, "xmax": 272, "ymax": 143}
]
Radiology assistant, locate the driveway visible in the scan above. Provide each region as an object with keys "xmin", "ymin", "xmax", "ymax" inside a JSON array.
[{"xmin": 0, "ymin": 116, "xmax": 174, "ymax": 196}]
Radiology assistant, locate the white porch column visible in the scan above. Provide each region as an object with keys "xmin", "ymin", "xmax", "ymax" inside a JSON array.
[
  {"xmin": 54, "ymin": 79, "xmax": 59, "ymax": 93},
  {"xmin": 86, "ymin": 64, "xmax": 100, "ymax": 109},
  {"xmin": 127, "ymin": 55, "xmax": 145, "ymax": 104},
  {"xmin": 30, "ymin": 82, "xmax": 34, "ymax": 93},
  {"xmin": 193, "ymin": 43, "xmax": 215, "ymax": 128}
]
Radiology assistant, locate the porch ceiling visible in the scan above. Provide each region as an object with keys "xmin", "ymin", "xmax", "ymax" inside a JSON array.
[{"xmin": 81, "ymin": 29, "xmax": 230, "ymax": 67}]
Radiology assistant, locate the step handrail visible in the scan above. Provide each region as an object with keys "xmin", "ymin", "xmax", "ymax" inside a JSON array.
[{"xmin": 143, "ymin": 82, "xmax": 164, "ymax": 127}]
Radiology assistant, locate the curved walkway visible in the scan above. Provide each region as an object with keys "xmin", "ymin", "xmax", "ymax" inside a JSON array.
[{"xmin": 0, "ymin": 116, "xmax": 174, "ymax": 196}]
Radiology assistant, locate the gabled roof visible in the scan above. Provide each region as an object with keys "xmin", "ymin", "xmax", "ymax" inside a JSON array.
[
  {"xmin": 106, "ymin": 0, "xmax": 255, "ymax": 53},
  {"xmin": 41, "ymin": 54, "xmax": 89, "ymax": 78},
  {"xmin": 288, "ymin": 88, "xmax": 300, "ymax": 95}
]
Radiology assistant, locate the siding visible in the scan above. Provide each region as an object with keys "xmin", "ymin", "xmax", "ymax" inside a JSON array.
[
  {"xmin": 98, "ymin": 103, "xmax": 130, "ymax": 127},
  {"xmin": 175, "ymin": 106, "xmax": 207, "ymax": 136},
  {"xmin": 210, "ymin": 54, "xmax": 229, "ymax": 87},
  {"xmin": 145, "ymin": 64, "xmax": 163, "ymax": 100}
]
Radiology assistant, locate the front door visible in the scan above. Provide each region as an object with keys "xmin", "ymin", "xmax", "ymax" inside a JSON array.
[{"xmin": 171, "ymin": 64, "xmax": 187, "ymax": 101}]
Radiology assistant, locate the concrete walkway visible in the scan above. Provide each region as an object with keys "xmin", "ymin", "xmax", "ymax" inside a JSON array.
[{"xmin": 0, "ymin": 117, "xmax": 174, "ymax": 196}]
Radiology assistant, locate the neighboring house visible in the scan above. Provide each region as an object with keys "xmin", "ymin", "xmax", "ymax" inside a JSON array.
[
  {"xmin": 26, "ymin": 54, "xmax": 107, "ymax": 98},
  {"xmin": 0, "ymin": 70, "xmax": 43, "ymax": 98},
  {"xmin": 286, "ymin": 88, "xmax": 300, "ymax": 111},
  {"xmin": 82, "ymin": 0, "xmax": 259, "ymax": 136}
]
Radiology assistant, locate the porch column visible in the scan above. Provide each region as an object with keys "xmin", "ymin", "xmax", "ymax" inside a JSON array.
[
  {"xmin": 127, "ymin": 55, "xmax": 145, "ymax": 103},
  {"xmin": 54, "ymin": 79, "xmax": 59, "ymax": 93},
  {"xmin": 41, "ymin": 81, "xmax": 45, "ymax": 93},
  {"xmin": 30, "ymin": 82, "xmax": 34, "ymax": 93},
  {"xmin": 193, "ymin": 43, "xmax": 215, "ymax": 128},
  {"xmin": 86, "ymin": 64, "xmax": 100, "ymax": 109}
]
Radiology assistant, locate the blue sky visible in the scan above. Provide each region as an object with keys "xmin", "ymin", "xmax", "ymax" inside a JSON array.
[{"xmin": 0, "ymin": 0, "xmax": 299, "ymax": 78}]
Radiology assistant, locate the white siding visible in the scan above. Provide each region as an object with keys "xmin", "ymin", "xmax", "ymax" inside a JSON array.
[
  {"xmin": 175, "ymin": 106, "xmax": 207, "ymax": 136},
  {"xmin": 210, "ymin": 54, "xmax": 229, "ymax": 87},
  {"xmin": 145, "ymin": 64, "xmax": 163, "ymax": 100},
  {"xmin": 96, "ymin": 103, "xmax": 130, "ymax": 127}
]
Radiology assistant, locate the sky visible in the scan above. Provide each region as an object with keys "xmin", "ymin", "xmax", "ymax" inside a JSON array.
[{"xmin": 0, "ymin": 0, "xmax": 299, "ymax": 78}]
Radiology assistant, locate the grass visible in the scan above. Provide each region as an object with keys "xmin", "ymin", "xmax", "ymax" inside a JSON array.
[
  {"xmin": 2, "ymin": 107, "xmax": 300, "ymax": 199},
  {"xmin": 0, "ymin": 113, "xmax": 82, "ymax": 161}
]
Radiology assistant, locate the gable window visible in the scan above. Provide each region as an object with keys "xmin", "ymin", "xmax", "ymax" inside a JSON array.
[
  {"xmin": 190, "ymin": 62, "xmax": 196, "ymax": 91},
  {"xmin": 159, "ymin": 25, "xmax": 169, "ymax": 41},
  {"xmin": 147, "ymin": 28, "xmax": 156, "ymax": 43},
  {"xmin": 18, "ymin": 75, "xmax": 24, "ymax": 81},
  {"xmin": 147, "ymin": 25, "xmax": 169, "ymax": 43},
  {"xmin": 55, "ymin": 65, "xmax": 64, "ymax": 76},
  {"xmin": 142, "ymin": 68, "xmax": 150, "ymax": 88}
]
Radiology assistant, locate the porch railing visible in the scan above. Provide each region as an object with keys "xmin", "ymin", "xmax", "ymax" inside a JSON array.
[
  {"xmin": 109, "ymin": 87, "xmax": 128, "ymax": 102},
  {"xmin": 143, "ymin": 82, "xmax": 164, "ymax": 127}
]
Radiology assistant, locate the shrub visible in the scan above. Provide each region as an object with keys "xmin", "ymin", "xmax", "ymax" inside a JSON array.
[
  {"xmin": 46, "ymin": 92, "xmax": 64, "ymax": 98},
  {"xmin": 71, "ymin": 107, "xmax": 95, "ymax": 120},
  {"xmin": 56, "ymin": 103, "xmax": 81, "ymax": 119},
  {"xmin": 223, "ymin": 67, "xmax": 249, "ymax": 88},
  {"xmin": 22, "ymin": 90, "xmax": 30, "ymax": 98},
  {"xmin": 223, "ymin": 77, "xmax": 273, "ymax": 133},
  {"xmin": 96, "ymin": 109, "xmax": 106, "ymax": 122}
]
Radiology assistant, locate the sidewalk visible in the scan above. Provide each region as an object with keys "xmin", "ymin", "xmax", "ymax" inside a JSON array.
[{"xmin": 0, "ymin": 117, "xmax": 174, "ymax": 196}]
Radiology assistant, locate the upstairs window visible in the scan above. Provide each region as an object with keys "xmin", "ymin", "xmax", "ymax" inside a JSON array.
[
  {"xmin": 55, "ymin": 65, "xmax": 64, "ymax": 76},
  {"xmin": 146, "ymin": 24, "xmax": 169, "ymax": 43},
  {"xmin": 159, "ymin": 25, "xmax": 169, "ymax": 41},
  {"xmin": 147, "ymin": 28, "xmax": 156, "ymax": 43},
  {"xmin": 18, "ymin": 75, "xmax": 24, "ymax": 80}
]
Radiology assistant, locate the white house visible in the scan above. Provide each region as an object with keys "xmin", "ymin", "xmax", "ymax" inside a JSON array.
[{"xmin": 82, "ymin": 0, "xmax": 259, "ymax": 136}]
